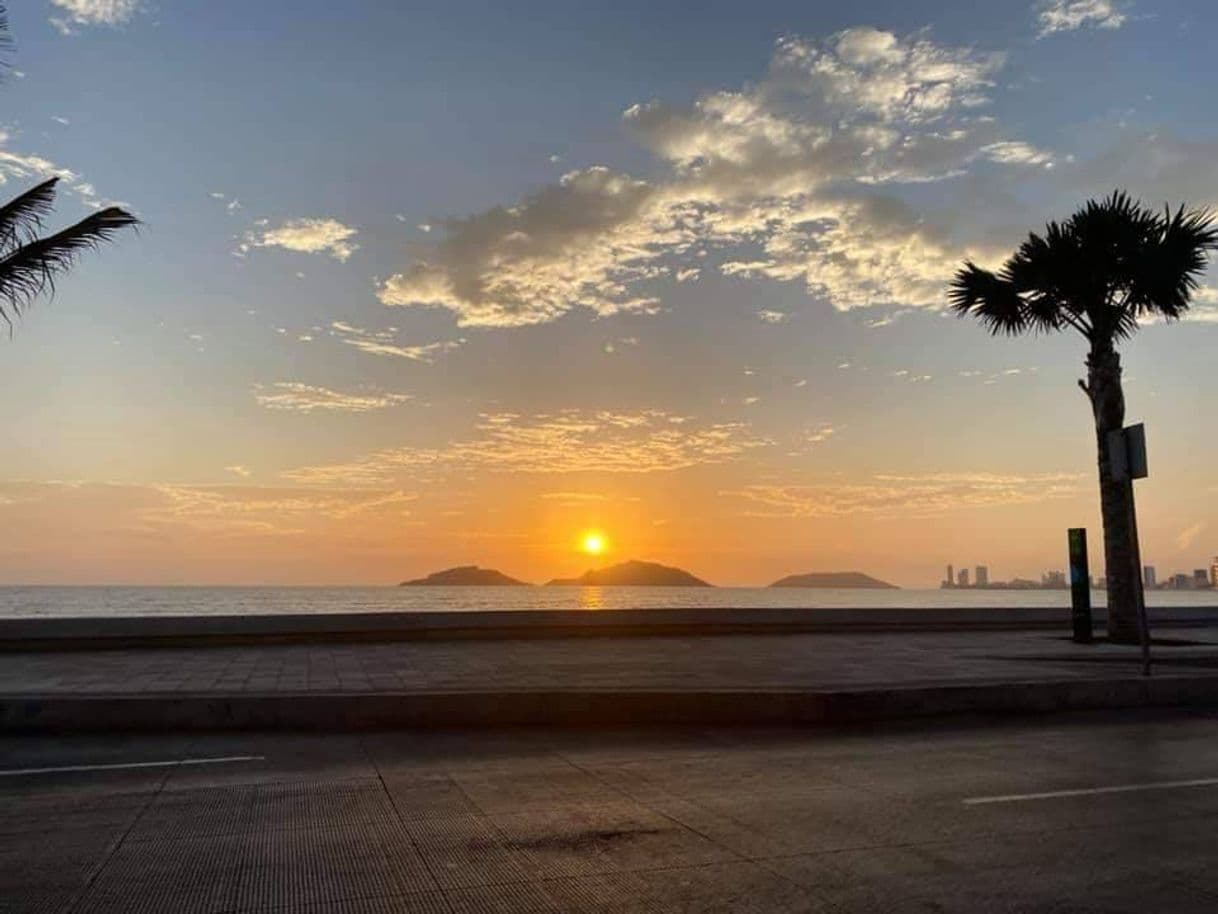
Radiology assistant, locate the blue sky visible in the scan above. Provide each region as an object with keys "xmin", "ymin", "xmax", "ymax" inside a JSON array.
[{"xmin": 0, "ymin": 0, "xmax": 1214, "ymax": 585}]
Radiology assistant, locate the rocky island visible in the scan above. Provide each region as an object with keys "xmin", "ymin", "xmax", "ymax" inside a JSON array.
[
  {"xmin": 769, "ymin": 571, "xmax": 897, "ymax": 589},
  {"xmin": 399, "ymin": 566, "xmax": 529, "ymax": 586},
  {"xmin": 546, "ymin": 559, "xmax": 712, "ymax": 587}
]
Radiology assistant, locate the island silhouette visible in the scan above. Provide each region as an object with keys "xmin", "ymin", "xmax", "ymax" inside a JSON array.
[
  {"xmin": 398, "ymin": 562, "xmax": 899, "ymax": 588},
  {"xmin": 399, "ymin": 566, "xmax": 529, "ymax": 586},
  {"xmin": 546, "ymin": 559, "xmax": 712, "ymax": 587},
  {"xmin": 769, "ymin": 571, "xmax": 897, "ymax": 589}
]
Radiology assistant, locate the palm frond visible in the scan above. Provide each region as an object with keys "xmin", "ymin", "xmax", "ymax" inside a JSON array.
[
  {"xmin": 0, "ymin": 178, "xmax": 59, "ymax": 253},
  {"xmin": 948, "ymin": 261, "xmax": 1029, "ymax": 336},
  {"xmin": 1128, "ymin": 203, "xmax": 1218, "ymax": 322},
  {"xmin": 0, "ymin": 206, "xmax": 139, "ymax": 327},
  {"xmin": 951, "ymin": 189, "xmax": 1218, "ymax": 346}
]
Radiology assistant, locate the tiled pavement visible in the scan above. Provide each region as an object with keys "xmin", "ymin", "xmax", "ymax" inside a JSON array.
[
  {"xmin": 4, "ymin": 630, "xmax": 1218, "ymax": 697},
  {"xmin": 4, "ymin": 714, "xmax": 1218, "ymax": 912}
]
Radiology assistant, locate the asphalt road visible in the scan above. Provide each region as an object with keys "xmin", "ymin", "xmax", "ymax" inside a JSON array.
[{"xmin": 3, "ymin": 711, "xmax": 1218, "ymax": 912}]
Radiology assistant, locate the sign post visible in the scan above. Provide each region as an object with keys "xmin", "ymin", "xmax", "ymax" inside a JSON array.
[{"xmin": 1068, "ymin": 528, "xmax": 1092, "ymax": 644}]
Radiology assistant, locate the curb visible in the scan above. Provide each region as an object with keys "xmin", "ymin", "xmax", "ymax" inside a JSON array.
[{"xmin": 5, "ymin": 676, "xmax": 1218, "ymax": 731}]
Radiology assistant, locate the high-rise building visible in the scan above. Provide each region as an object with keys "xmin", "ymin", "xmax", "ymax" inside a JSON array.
[
  {"xmin": 1042, "ymin": 570, "xmax": 1067, "ymax": 589},
  {"xmin": 957, "ymin": 568, "xmax": 970, "ymax": 588},
  {"xmin": 1143, "ymin": 566, "xmax": 1157, "ymax": 589},
  {"xmin": 946, "ymin": 564, "xmax": 955, "ymax": 588},
  {"xmin": 1210, "ymin": 557, "xmax": 1217, "ymax": 589},
  {"xmin": 975, "ymin": 566, "xmax": 989, "ymax": 587},
  {"xmin": 1195, "ymin": 570, "xmax": 1210, "ymax": 588}
]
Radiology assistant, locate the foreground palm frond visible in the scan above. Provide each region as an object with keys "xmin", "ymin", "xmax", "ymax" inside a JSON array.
[
  {"xmin": 0, "ymin": 179, "xmax": 139, "ymax": 327},
  {"xmin": 0, "ymin": 178, "xmax": 59, "ymax": 251}
]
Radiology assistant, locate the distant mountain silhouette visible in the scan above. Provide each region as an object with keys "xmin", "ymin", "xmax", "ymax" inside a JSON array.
[
  {"xmin": 546, "ymin": 559, "xmax": 712, "ymax": 587},
  {"xmin": 769, "ymin": 571, "xmax": 897, "ymax": 589},
  {"xmin": 399, "ymin": 565, "xmax": 529, "ymax": 586}
]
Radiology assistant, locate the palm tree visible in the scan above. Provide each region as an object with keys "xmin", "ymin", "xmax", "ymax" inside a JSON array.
[
  {"xmin": 0, "ymin": 7, "xmax": 138, "ymax": 330},
  {"xmin": 949, "ymin": 191, "xmax": 1217, "ymax": 643},
  {"xmin": 0, "ymin": 178, "xmax": 139, "ymax": 330}
]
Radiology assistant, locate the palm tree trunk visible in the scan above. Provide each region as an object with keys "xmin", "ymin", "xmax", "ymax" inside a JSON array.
[{"xmin": 1084, "ymin": 344, "xmax": 1140, "ymax": 643}]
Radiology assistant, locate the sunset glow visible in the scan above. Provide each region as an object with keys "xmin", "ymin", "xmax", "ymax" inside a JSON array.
[{"xmin": 581, "ymin": 532, "xmax": 608, "ymax": 557}]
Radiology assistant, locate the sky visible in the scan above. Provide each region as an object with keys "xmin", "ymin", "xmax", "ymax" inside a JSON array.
[{"xmin": 0, "ymin": 0, "xmax": 1215, "ymax": 586}]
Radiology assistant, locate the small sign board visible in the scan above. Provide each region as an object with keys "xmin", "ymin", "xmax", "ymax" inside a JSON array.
[
  {"xmin": 1108, "ymin": 424, "xmax": 1148, "ymax": 481},
  {"xmin": 1125, "ymin": 424, "xmax": 1148, "ymax": 479}
]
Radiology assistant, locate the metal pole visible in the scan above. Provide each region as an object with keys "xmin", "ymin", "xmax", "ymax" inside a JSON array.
[
  {"xmin": 1068, "ymin": 528, "xmax": 1093, "ymax": 644},
  {"xmin": 1127, "ymin": 480, "xmax": 1151, "ymax": 676}
]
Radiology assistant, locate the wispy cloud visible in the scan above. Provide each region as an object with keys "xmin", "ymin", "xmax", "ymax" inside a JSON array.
[
  {"xmin": 1176, "ymin": 520, "xmax": 1208, "ymax": 551},
  {"xmin": 329, "ymin": 322, "xmax": 464, "ymax": 363},
  {"xmin": 757, "ymin": 310, "xmax": 788, "ymax": 324},
  {"xmin": 241, "ymin": 218, "xmax": 358, "ymax": 261},
  {"xmin": 722, "ymin": 472, "xmax": 1082, "ymax": 517},
  {"xmin": 148, "ymin": 485, "xmax": 418, "ymax": 534},
  {"xmin": 254, "ymin": 382, "xmax": 413, "ymax": 413},
  {"xmin": 1037, "ymin": 0, "xmax": 1129, "ymax": 37},
  {"xmin": 285, "ymin": 410, "xmax": 772, "ymax": 485},
  {"xmin": 50, "ymin": 0, "xmax": 143, "ymax": 35},
  {"xmin": 0, "ymin": 481, "xmax": 417, "ymax": 540},
  {"xmin": 0, "ymin": 130, "xmax": 117, "ymax": 208}
]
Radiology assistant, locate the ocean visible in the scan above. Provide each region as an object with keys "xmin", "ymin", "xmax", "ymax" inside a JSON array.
[{"xmin": 1, "ymin": 586, "xmax": 1216, "ymax": 617}]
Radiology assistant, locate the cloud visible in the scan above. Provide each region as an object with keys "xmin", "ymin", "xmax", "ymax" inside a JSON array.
[
  {"xmin": 377, "ymin": 28, "xmax": 1031, "ymax": 327},
  {"xmin": 225, "ymin": 466, "xmax": 252, "ymax": 478},
  {"xmin": 540, "ymin": 492, "xmax": 612, "ymax": 509},
  {"xmin": 284, "ymin": 409, "xmax": 772, "ymax": 485},
  {"xmin": 329, "ymin": 322, "xmax": 464, "ymax": 362},
  {"xmin": 722, "ymin": 472, "xmax": 1082, "ymax": 517},
  {"xmin": 1072, "ymin": 133, "xmax": 1218, "ymax": 210},
  {"xmin": 377, "ymin": 166, "xmax": 685, "ymax": 327},
  {"xmin": 254, "ymin": 382, "xmax": 413, "ymax": 413},
  {"xmin": 757, "ymin": 309, "xmax": 787, "ymax": 323},
  {"xmin": 1176, "ymin": 520, "xmax": 1208, "ymax": 551},
  {"xmin": 0, "ymin": 481, "xmax": 417, "ymax": 540},
  {"xmin": 978, "ymin": 141, "xmax": 1054, "ymax": 166},
  {"xmin": 148, "ymin": 485, "xmax": 417, "ymax": 534},
  {"xmin": 1037, "ymin": 1, "xmax": 1128, "ymax": 37},
  {"xmin": 50, "ymin": 0, "xmax": 142, "ymax": 34},
  {"xmin": 1183, "ymin": 303, "xmax": 1218, "ymax": 324},
  {"xmin": 0, "ymin": 130, "xmax": 116, "ymax": 208},
  {"xmin": 242, "ymin": 218, "xmax": 358, "ymax": 261}
]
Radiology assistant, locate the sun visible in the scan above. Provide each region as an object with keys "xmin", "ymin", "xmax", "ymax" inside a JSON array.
[{"xmin": 580, "ymin": 530, "xmax": 608, "ymax": 556}]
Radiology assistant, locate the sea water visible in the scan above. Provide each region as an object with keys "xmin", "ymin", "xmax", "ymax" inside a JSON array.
[{"xmin": 0, "ymin": 585, "xmax": 1215, "ymax": 617}]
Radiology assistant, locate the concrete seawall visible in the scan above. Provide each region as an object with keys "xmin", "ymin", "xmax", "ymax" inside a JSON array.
[{"xmin": 2, "ymin": 605, "xmax": 1216, "ymax": 651}]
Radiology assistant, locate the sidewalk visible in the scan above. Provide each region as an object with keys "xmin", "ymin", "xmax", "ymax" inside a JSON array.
[{"xmin": 5, "ymin": 627, "xmax": 1218, "ymax": 730}]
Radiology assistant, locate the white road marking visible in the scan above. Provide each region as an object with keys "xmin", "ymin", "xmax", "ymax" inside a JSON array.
[
  {"xmin": 0, "ymin": 755, "xmax": 264, "ymax": 777},
  {"xmin": 964, "ymin": 777, "xmax": 1218, "ymax": 806}
]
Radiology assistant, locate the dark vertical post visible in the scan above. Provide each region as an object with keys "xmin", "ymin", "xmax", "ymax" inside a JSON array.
[
  {"xmin": 1068, "ymin": 527, "xmax": 1093, "ymax": 644},
  {"xmin": 1126, "ymin": 482, "xmax": 1151, "ymax": 676}
]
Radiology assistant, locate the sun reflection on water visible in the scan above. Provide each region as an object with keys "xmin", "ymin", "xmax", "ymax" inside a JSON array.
[{"xmin": 577, "ymin": 586, "xmax": 607, "ymax": 610}]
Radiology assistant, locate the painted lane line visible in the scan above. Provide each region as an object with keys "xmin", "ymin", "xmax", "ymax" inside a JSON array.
[
  {"xmin": 964, "ymin": 777, "xmax": 1218, "ymax": 806},
  {"xmin": 0, "ymin": 755, "xmax": 265, "ymax": 777}
]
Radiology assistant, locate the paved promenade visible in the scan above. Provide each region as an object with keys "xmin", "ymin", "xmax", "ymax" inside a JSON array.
[
  {"xmin": 5, "ymin": 628, "xmax": 1218, "ymax": 730},
  {"xmin": 3, "ymin": 629, "xmax": 1217, "ymax": 696},
  {"xmin": 4, "ymin": 712, "xmax": 1218, "ymax": 912}
]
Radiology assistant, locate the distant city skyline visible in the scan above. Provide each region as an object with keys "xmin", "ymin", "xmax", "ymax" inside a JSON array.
[{"xmin": 0, "ymin": 1, "xmax": 1216, "ymax": 585}]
